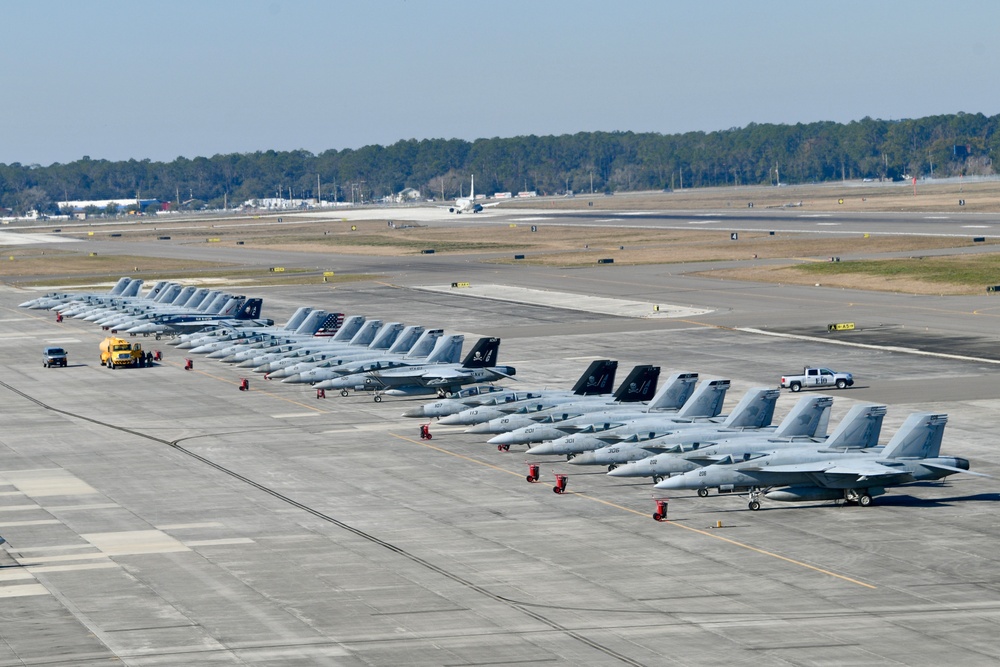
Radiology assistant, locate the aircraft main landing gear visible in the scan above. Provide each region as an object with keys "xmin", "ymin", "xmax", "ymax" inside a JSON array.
[
  {"xmin": 747, "ymin": 487, "xmax": 763, "ymax": 511},
  {"xmin": 844, "ymin": 489, "xmax": 873, "ymax": 507}
]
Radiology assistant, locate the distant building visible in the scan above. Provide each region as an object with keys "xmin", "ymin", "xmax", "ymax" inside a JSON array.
[{"xmin": 396, "ymin": 188, "xmax": 421, "ymax": 202}]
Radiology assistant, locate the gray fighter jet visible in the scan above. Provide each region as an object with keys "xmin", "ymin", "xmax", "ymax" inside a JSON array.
[
  {"xmin": 606, "ymin": 395, "xmax": 834, "ymax": 481},
  {"xmin": 652, "ymin": 410, "xmax": 986, "ymax": 510},
  {"xmin": 403, "ymin": 359, "xmax": 618, "ymax": 419},
  {"xmin": 326, "ymin": 337, "xmax": 515, "ymax": 401},
  {"xmin": 510, "ymin": 378, "xmax": 731, "ymax": 451},
  {"xmin": 558, "ymin": 387, "xmax": 780, "ymax": 467},
  {"xmin": 466, "ymin": 366, "xmax": 674, "ymax": 436}
]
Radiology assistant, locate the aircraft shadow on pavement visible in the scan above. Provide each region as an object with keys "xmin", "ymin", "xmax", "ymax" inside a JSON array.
[{"xmin": 869, "ymin": 492, "xmax": 1000, "ymax": 508}]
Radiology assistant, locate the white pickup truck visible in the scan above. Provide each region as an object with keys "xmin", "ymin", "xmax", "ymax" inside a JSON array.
[{"xmin": 780, "ymin": 367, "xmax": 854, "ymax": 392}]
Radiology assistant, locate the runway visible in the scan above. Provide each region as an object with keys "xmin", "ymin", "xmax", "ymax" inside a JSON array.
[{"xmin": 2, "ymin": 254, "xmax": 1000, "ymax": 664}]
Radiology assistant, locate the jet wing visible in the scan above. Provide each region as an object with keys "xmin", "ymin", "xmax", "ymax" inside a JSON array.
[
  {"xmin": 920, "ymin": 462, "xmax": 993, "ymax": 478},
  {"xmin": 741, "ymin": 461, "xmax": 905, "ymax": 478}
]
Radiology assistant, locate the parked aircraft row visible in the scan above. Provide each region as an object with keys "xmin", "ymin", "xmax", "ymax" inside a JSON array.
[
  {"xmin": 21, "ymin": 277, "xmax": 516, "ymax": 401},
  {"xmin": 21, "ymin": 278, "xmax": 986, "ymax": 512},
  {"xmin": 404, "ymin": 361, "xmax": 986, "ymax": 511}
]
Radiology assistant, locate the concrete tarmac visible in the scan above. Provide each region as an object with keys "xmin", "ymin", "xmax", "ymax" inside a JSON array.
[{"xmin": 2, "ymin": 236, "xmax": 1000, "ymax": 665}]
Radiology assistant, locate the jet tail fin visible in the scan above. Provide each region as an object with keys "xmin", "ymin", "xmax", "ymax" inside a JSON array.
[
  {"xmin": 109, "ymin": 277, "xmax": 132, "ymax": 295},
  {"xmin": 325, "ymin": 314, "xmax": 362, "ymax": 339},
  {"xmin": 348, "ymin": 320, "xmax": 382, "ymax": 346},
  {"xmin": 234, "ymin": 297, "xmax": 263, "ymax": 320},
  {"xmin": 772, "ymin": 396, "xmax": 833, "ymax": 438},
  {"xmin": 405, "ymin": 329, "xmax": 444, "ymax": 358},
  {"xmin": 645, "ymin": 372, "xmax": 698, "ymax": 410},
  {"xmin": 611, "ymin": 365, "xmax": 661, "ymax": 402},
  {"xmin": 461, "ymin": 337, "xmax": 500, "ymax": 368},
  {"xmin": 825, "ymin": 404, "xmax": 887, "ymax": 449},
  {"xmin": 571, "ymin": 360, "xmax": 618, "ymax": 395},
  {"xmin": 881, "ymin": 413, "xmax": 948, "ymax": 459},
  {"xmin": 676, "ymin": 378, "xmax": 730, "ymax": 418},
  {"xmin": 721, "ymin": 388, "xmax": 779, "ymax": 428},
  {"xmin": 121, "ymin": 279, "xmax": 143, "ymax": 297},
  {"xmin": 425, "ymin": 335, "xmax": 464, "ymax": 363}
]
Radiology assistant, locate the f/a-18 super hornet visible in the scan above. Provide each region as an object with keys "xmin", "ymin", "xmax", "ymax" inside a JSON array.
[
  {"xmin": 325, "ymin": 337, "xmax": 514, "ymax": 401},
  {"xmin": 554, "ymin": 386, "xmax": 780, "ymax": 468},
  {"xmin": 506, "ymin": 377, "xmax": 731, "ymax": 451},
  {"xmin": 606, "ymin": 395, "xmax": 834, "ymax": 482},
  {"xmin": 651, "ymin": 407, "xmax": 982, "ymax": 510},
  {"xmin": 403, "ymin": 359, "xmax": 619, "ymax": 420}
]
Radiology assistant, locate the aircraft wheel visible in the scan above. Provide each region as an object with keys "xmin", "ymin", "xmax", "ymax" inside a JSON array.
[
  {"xmin": 836, "ymin": 379, "xmax": 848, "ymax": 389},
  {"xmin": 697, "ymin": 488, "xmax": 709, "ymax": 498},
  {"xmin": 503, "ymin": 444, "xmax": 510, "ymax": 452},
  {"xmin": 858, "ymin": 493, "xmax": 872, "ymax": 507},
  {"xmin": 340, "ymin": 390, "xmax": 349, "ymax": 397},
  {"xmin": 652, "ymin": 475, "xmax": 663, "ymax": 484},
  {"xmin": 748, "ymin": 500, "xmax": 761, "ymax": 511},
  {"xmin": 607, "ymin": 464, "xmax": 617, "ymax": 472},
  {"xmin": 373, "ymin": 396, "xmax": 382, "ymax": 403}
]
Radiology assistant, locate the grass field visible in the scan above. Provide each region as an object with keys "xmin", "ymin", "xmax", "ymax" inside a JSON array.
[{"xmin": 4, "ymin": 178, "xmax": 999, "ymax": 293}]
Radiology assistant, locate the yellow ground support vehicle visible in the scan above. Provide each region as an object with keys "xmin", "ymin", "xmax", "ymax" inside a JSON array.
[{"xmin": 100, "ymin": 337, "xmax": 144, "ymax": 368}]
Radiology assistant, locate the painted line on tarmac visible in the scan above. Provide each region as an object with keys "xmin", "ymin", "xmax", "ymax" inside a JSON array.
[
  {"xmin": 582, "ymin": 495, "xmax": 875, "ymax": 589},
  {"xmin": 736, "ymin": 327, "xmax": 1000, "ymax": 365},
  {"xmin": 388, "ymin": 432, "xmax": 875, "ymax": 589}
]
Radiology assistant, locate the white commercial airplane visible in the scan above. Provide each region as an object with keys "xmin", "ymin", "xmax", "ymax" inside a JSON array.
[{"xmin": 448, "ymin": 175, "xmax": 501, "ymax": 214}]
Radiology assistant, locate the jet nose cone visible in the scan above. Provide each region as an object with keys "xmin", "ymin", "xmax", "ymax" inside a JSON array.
[
  {"xmin": 464, "ymin": 423, "xmax": 492, "ymax": 434},
  {"xmin": 280, "ymin": 374, "xmax": 301, "ymax": 384},
  {"xmin": 525, "ymin": 443, "xmax": 556, "ymax": 456},
  {"xmin": 402, "ymin": 407, "xmax": 426, "ymax": 418},
  {"xmin": 606, "ymin": 464, "xmax": 633, "ymax": 477},
  {"xmin": 567, "ymin": 452, "xmax": 596, "ymax": 466},
  {"xmin": 654, "ymin": 476, "xmax": 686, "ymax": 490},
  {"xmin": 487, "ymin": 433, "xmax": 514, "ymax": 446},
  {"xmin": 437, "ymin": 414, "xmax": 462, "ymax": 425}
]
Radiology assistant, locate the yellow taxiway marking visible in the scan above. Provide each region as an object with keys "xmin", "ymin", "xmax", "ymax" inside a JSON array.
[{"xmin": 389, "ymin": 431, "xmax": 875, "ymax": 590}]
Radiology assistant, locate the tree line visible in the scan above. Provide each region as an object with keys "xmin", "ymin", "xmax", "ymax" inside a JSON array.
[{"xmin": 2, "ymin": 112, "xmax": 997, "ymax": 215}]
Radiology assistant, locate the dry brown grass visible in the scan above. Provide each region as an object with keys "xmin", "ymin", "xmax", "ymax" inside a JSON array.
[
  {"xmin": 694, "ymin": 264, "xmax": 987, "ymax": 296},
  {"xmin": 505, "ymin": 179, "xmax": 1000, "ymax": 214}
]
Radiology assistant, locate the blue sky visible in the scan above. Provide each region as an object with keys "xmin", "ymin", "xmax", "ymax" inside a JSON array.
[{"xmin": 3, "ymin": 0, "xmax": 997, "ymax": 165}]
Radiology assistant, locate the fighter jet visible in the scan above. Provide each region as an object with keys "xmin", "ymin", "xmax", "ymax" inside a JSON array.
[
  {"xmin": 122, "ymin": 296, "xmax": 268, "ymax": 336},
  {"xmin": 560, "ymin": 387, "xmax": 780, "ymax": 468},
  {"xmin": 328, "ymin": 337, "xmax": 514, "ymax": 401},
  {"xmin": 311, "ymin": 333, "xmax": 466, "ymax": 393},
  {"xmin": 507, "ymin": 377, "xmax": 730, "ymax": 451},
  {"xmin": 404, "ymin": 359, "xmax": 618, "ymax": 420},
  {"xmin": 241, "ymin": 316, "xmax": 372, "ymax": 372},
  {"xmin": 275, "ymin": 324, "xmax": 435, "ymax": 380},
  {"xmin": 607, "ymin": 396, "xmax": 838, "ymax": 482},
  {"xmin": 466, "ymin": 366, "xmax": 671, "ymax": 435},
  {"xmin": 651, "ymin": 408, "xmax": 981, "ymax": 510},
  {"xmin": 19, "ymin": 276, "xmax": 138, "ymax": 309}
]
